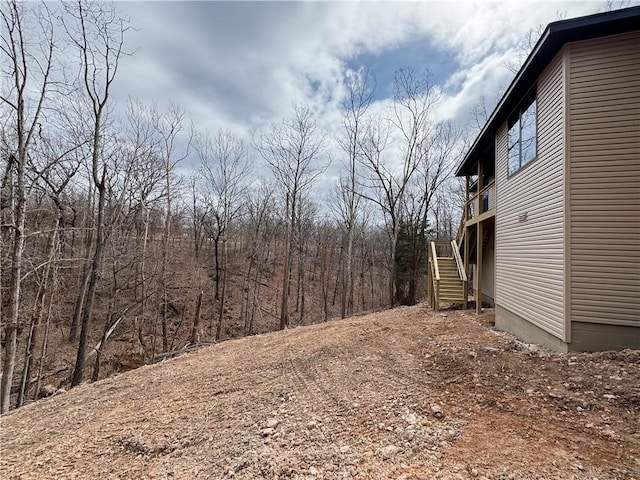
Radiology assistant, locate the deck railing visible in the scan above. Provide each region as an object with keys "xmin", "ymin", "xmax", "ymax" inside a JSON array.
[{"xmin": 466, "ymin": 180, "xmax": 495, "ymax": 221}]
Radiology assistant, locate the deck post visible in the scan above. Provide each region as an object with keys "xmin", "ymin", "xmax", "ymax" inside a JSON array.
[
  {"xmin": 463, "ymin": 226, "xmax": 469, "ymax": 310},
  {"xmin": 477, "ymin": 161, "xmax": 483, "ymax": 219},
  {"xmin": 463, "ymin": 176, "xmax": 470, "ymax": 310},
  {"xmin": 465, "ymin": 176, "xmax": 470, "ymax": 222},
  {"xmin": 475, "ymin": 162, "xmax": 484, "ymax": 314},
  {"xmin": 476, "ymin": 220, "xmax": 483, "ymax": 315}
]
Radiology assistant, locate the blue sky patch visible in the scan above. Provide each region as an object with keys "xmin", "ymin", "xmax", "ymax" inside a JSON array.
[{"xmin": 345, "ymin": 38, "xmax": 457, "ymax": 101}]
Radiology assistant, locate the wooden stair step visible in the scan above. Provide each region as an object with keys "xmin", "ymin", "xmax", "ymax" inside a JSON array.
[{"xmin": 430, "ymin": 243, "xmax": 468, "ymax": 311}]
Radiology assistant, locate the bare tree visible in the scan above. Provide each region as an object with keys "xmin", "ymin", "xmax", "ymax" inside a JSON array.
[
  {"xmin": 62, "ymin": 0, "xmax": 131, "ymax": 387},
  {"xmin": 0, "ymin": 0, "xmax": 56, "ymax": 413},
  {"xmin": 123, "ymin": 99, "xmax": 165, "ymax": 358},
  {"xmin": 505, "ymin": 11, "xmax": 567, "ymax": 74},
  {"xmin": 313, "ymin": 218, "xmax": 344, "ymax": 322},
  {"xmin": 256, "ymin": 105, "xmax": 327, "ymax": 329},
  {"xmin": 240, "ymin": 181, "xmax": 275, "ymax": 336},
  {"xmin": 335, "ymin": 67, "xmax": 373, "ymax": 318},
  {"xmin": 432, "ymin": 178, "xmax": 464, "ymax": 241},
  {"xmin": 358, "ymin": 68, "xmax": 440, "ymax": 307},
  {"xmin": 153, "ymin": 103, "xmax": 190, "ymax": 353},
  {"xmin": 603, "ymin": 0, "xmax": 631, "ymax": 11},
  {"xmin": 16, "ymin": 114, "xmax": 83, "ymax": 406},
  {"xmin": 294, "ymin": 194, "xmax": 317, "ymax": 325},
  {"xmin": 397, "ymin": 121, "xmax": 463, "ymax": 304},
  {"xmin": 196, "ymin": 130, "xmax": 249, "ymax": 340},
  {"xmin": 187, "ymin": 173, "xmax": 207, "ymax": 260},
  {"xmin": 470, "ymin": 94, "xmax": 490, "ymax": 133}
]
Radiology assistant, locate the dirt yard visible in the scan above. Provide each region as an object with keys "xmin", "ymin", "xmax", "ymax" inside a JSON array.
[{"xmin": 1, "ymin": 305, "xmax": 639, "ymax": 480}]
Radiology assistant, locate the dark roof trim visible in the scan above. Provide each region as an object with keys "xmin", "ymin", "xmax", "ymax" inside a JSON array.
[{"xmin": 455, "ymin": 6, "xmax": 640, "ymax": 177}]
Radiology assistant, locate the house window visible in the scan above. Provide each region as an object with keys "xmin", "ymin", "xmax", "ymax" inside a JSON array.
[{"xmin": 507, "ymin": 96, "xmax": 537, "ymax": 176}]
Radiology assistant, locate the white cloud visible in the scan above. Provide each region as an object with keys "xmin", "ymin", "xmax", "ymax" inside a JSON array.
[
  {"xmin": 435, "ymin": 48, "xmax": 515, "ymax": 123},
  {"xmin": 110, "ymin": 0, "xmax": 636, "ymax": 183}
]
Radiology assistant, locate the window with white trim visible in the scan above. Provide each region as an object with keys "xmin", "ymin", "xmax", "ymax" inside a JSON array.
[{"xmin": 507, "ymin": 96, "xmax": 537, "ymax": 176}]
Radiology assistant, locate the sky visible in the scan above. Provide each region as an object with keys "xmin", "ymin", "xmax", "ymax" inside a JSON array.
[{"xmin": 111, "ymin": 0, "xmax": 636, "ymax": 189}]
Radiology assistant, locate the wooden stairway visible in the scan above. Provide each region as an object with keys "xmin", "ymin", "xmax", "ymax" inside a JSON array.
[
  {"xmin": 457, "ymin": 224, "xmax": 491, "ymax": 265},
  {"xmin": 437, "ymin": 258, "xmax": 465, "ymax": 302},
  {"xmin": 427, "ymin": 241, "xmax": 468, "ymax": 312}
]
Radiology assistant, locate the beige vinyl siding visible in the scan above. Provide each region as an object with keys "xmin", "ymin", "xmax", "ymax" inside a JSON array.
[
  {"xmin": 495, "ymin": 52, "xmax": 566, "ymax": 340},
  {"xmin": 472, "ymin": 228, "xmax": 495, "ymax": 304},
  {"xmin": 481, "ymin": 231, "xmax": 495, "ymax": 302},
  {"xmin": 568, "ymin": 32, "xmax": 640, "ymax": 327}
]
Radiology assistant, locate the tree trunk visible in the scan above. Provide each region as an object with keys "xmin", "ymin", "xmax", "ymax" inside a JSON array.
[
  {"xmin": 17, "ymin": 219, "xmax": 58, "ymax": 407},
  {"xmin": 71, "ymin": 165, "xmax": 107, "ymax": 387},
  {"xmin": 341, "ymin": 229, "xmax": 354, "ymax": 319},
  {"xmin": 69, "ymin": 272, "xmax": 90, "ymax": 342},
  {"xmin": 249, "ymin": 267, "xmax": 262, "ymax": 335},
  {"xmin": 320, "ymin": 244, "xmax": 329, "ymax": 322},
  {"xmin": 161, "ymin": 192, "xmax": 171, "ymax": 352},
  {"xmin": 90, "ymin": 308, "xmax": 129, "ymax": 382},
  {"xmin": 298, "ymin": 243, "xmax": 306, "ymax": 325},
  {"xmin": 190, "ymin": 291, "xmax": 203, "ymax": 344},
  {"xmin": 138, "ymin": 206, "xmax": 150, "ymax": 345},
  {"xmin": 360, "ymin": 252, "xmax": 366, "ymax": 311},
  {"xmin": 280, "ymin": 194, "xmax": 294, "ymax": 330},
  {"xmin": 71, "ymin": 226, "xmax": 106, "ymax": 386},
  {"xmin": 35, "ymin": 264, "xmax": 57, "ymax": 402},
  {"xmin": 0, "ymin": 157, "xmax": 26, "ymax": 413},
  {"xmin": 369, "ymin": 250, "xmax": 375, "ymax": 310},
  {"xmin": 1, "ymin": 0, "xmax": 58, "ymax": 411},
  {"xmin": 241, "ymin": 260, "xmax": 253, "ymax": 335},
  {"xmin": 216, "ymin": 238, "xmax": 227, "ymax": 341},
  {"xmin": 213, "ymin": 235, "xmax": 220, "ymax": 301},
  {"xmin": 69, "ymin": 186, "xmax": 94, "ymax": 341},
  {"xmin": 332, "ymin": 246, "xmax": 344, "ymax": 307},
  {"xmin": 389, "ymin": 223, "xmax": 399, "ymax": 308}
]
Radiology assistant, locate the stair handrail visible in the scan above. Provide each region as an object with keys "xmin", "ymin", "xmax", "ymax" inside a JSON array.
[
  {"xmin": 450, "ymin": 239, "xmax": 467, "ymax": 282},
  {"xmin": 429, "ymin": 241, "xmax": 440, "ymax": 281},
  {"xmin": 428, "ymin": 241, "xmax": 440, "ymax": 311},
  {"xmin": 456, "ymin": 214, "xmax": 466, "ymax": 246}
]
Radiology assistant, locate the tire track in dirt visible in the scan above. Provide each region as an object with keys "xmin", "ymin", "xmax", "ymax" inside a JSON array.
[{"xmin": 2, "ymin": 305, "xmax": 639, "ymax": 480}]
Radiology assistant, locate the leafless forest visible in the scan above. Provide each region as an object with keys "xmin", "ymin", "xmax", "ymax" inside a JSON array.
[{"xmin": 0, "ymin": 1, "xmax": 465, "ymax": 413}]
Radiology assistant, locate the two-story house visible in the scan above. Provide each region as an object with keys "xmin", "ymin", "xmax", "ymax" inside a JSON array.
[{"xmin": 430, "ymin": 6, "xmax": 639, "ymax": 352}]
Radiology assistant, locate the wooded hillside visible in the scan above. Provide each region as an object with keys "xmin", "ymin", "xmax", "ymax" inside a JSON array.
[{"xmin": 0, "ymin": 0, "xmax": 464, "ymax": 412}]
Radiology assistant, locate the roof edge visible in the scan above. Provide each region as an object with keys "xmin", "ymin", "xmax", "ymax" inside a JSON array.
[{"xmin": 455, "ymin": 5, "xmax": 640, "ymax": 177}]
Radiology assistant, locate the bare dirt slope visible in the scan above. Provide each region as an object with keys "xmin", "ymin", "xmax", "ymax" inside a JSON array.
[{"xmin": 1, "ymin": 305, "xmax": 639, "ymax": 480}]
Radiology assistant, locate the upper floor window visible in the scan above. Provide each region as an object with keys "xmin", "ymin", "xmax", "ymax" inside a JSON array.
[{"xmin": 507, "ymin": 96, "xmax": 537, "ymax": 176}]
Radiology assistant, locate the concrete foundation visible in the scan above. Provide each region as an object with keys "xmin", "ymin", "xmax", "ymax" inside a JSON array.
[{"xmin": 495, "ymin": 304, "xmax": 568, "ymax": 352}]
